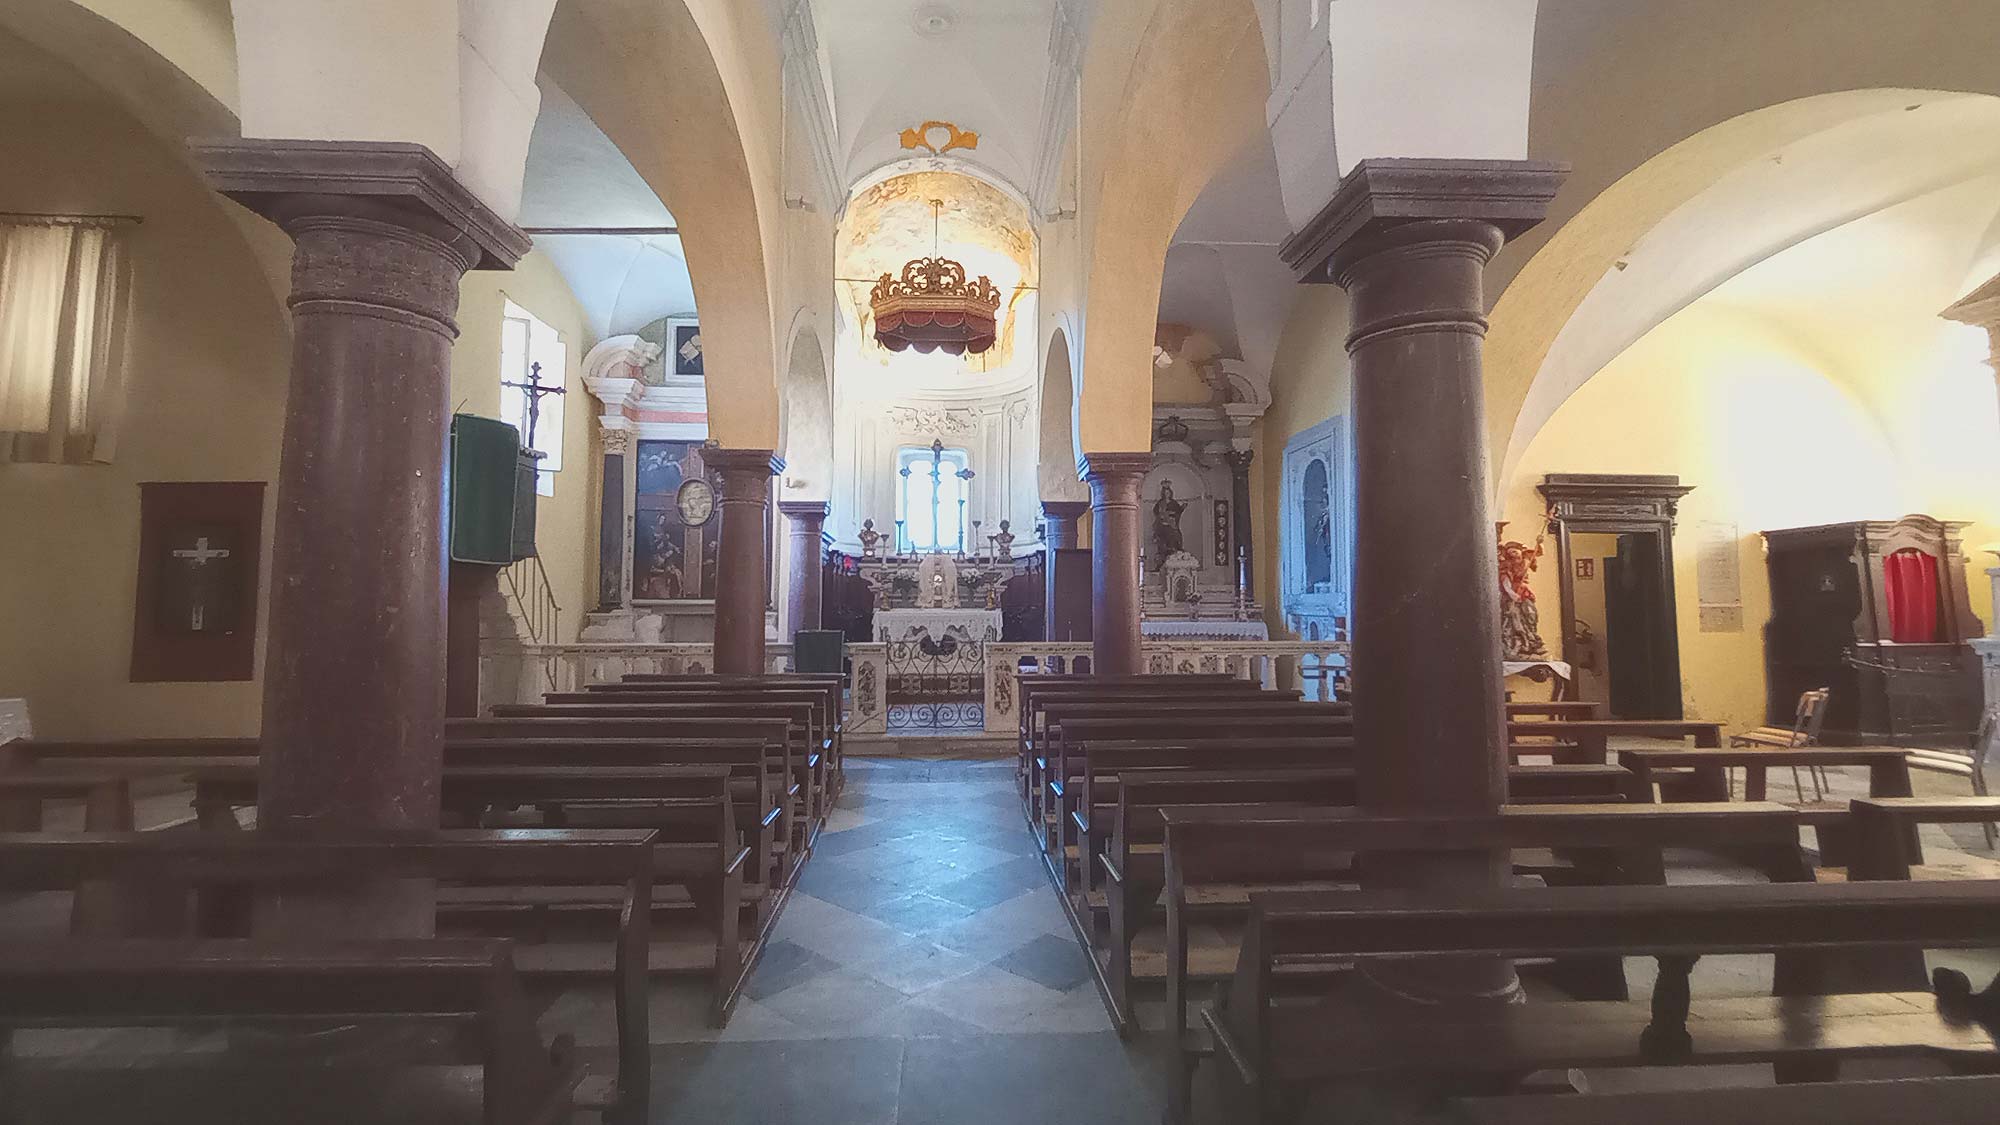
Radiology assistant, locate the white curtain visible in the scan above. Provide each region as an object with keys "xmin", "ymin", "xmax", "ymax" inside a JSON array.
[{"xmin": 0, "ymin": 219, "xmax": 133, "ymax": 464}]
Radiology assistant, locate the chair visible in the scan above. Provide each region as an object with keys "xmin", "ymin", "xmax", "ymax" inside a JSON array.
[
  {"xmin": 1731, "ymin": 687, "xmax": 1831, "ymax": 802},
  {"xmin": 1905, "ymin": 710, "xmax": 1999, "ymax": 849}
]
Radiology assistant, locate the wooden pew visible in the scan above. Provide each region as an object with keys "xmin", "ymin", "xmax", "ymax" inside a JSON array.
[
  {"xmin": 441, "ymin": 736, "xmax": 783, "ymax": 898},
  {"xmin": 1449, "ymin": 1074, "xmax": 2000, "ymax": 1125},
  {"xmin": 1016, "ymin": 675, "xmax": 1265, "ymax": 798},
  {"xmin": 1042, "ymin": 713, "xmax": 1354, "ymax": 841},
  {"xmin": 1620, "ymin": 745, "xmax": 1918, "ymax": 867},
  {"xmin": 0, "ymin": 774, "xmax": 134, "ymax": 832},
  {"xmin": 1507, "ymin": 718, "xmax": 1724, "ymax": 765},
  {"xmin": 609, "ymin": 672, "xmax": 845, "ymax": 780},
  {"xmin": 188, "ymin": 764, "xmax": 750, "ymax": 1029},
  {"xmin": 1849, "ymin": 795, "xmax": 2000, "ymax": 880},
  {"xmin": 1505, "ymin": 700, "xmax": 1606, "ymax": 720},
  {"xmin": 1203, "ymin": 880, "xmax": 2000, "ymax": 1123},
  {"xmin": 0, "ymin": 937, "xmax": 581, "ymax": 1125},
  {"xmin": 490, "ymin": 701, "xmax": 827, "ymax": 829},
  {"xmin": 571, "ymin": 680, "xmax": 846, "ymax": 784},
  {"xmin": 447, "ymin": 716, "xmax": 806, "ymax": 876},
  {"xmin": 1092, "ymin": 763, "xmax": 1640, "ymax": 1025},
  {"xmin": 1157, "ymin": 802, "xmax": 1816, "ymax": 1107}
]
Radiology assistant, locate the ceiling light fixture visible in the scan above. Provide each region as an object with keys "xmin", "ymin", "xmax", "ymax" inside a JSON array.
[{"xmin": 869, "ymin": 198, "xmax": 1001, "ymax": 357}]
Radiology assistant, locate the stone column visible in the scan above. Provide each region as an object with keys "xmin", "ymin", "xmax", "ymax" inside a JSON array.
[
  {"xmin": 1081, "ymin": 454, "xmax": 1150, "ymax": 674},
  {"xmin": 710, "ymin": 448, "xmax": 782, "ymax": 673},
  {"xmin": 595, "ymin": 427, "xmax": 631, "ymax": 612},
  {"xmin": 1223, "ymin": 448, "xmax": 1255, "ymax": 600},
  {"xmin": 1040, "ymin": 499, "xmax": 1089, "ymax": 549},
  {"xmin": 1285, "ymin": 158, "xmax": 1566, "ymax": 1001},
  {"xmin": 780, "ymin": 500, "xmax": 830, "ymax": 636},
  {"xmin": 196, "ymin": 139, "xmax": 528, "ymax": 934}
]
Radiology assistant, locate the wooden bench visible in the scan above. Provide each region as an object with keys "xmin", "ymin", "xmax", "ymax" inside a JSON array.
[
  {"xmin": 1091, "ymin": 764, "xmax": 1640, "ymax": 1026},
  {"xmin": 0, "ymin": 937, "xmax": 581, "ymax": 1125},
  {"xmin": 1042, "ymin": 712, "xmax": 1354, "ymax": 836},
  {"xmin": 447, "ymin": 716, "xmax": 806, "ymax": 875},
  {"xmin": 1158, "ymin": 802, "xmax": 1817, "ymax": 1109},
  {"xmin": 0, "ymin": 827, "xmax": 658, "ymax": 1118},
  {"xmin": 1849, "ymin": 795, "xmax": 2000, "ymax": 881},
  {"xmin": 1504, "ymin": 700, "xmax": 1606, "ymax": 721},
  {"xmin": 581, "ymin": 678, "xmax": 846, "ymax": 781},
  {"xmin": 1449, "ymin": 1074, "xmax": 2000, "ymax": 1125},
  {"xmin": 1020, "ymin": 682, "xmax": 1288, "ymax": 809},
  {"xmin": 442, "ymin": 736, "xmax": 783, "ymax": 898},
  {"xmin": 188, "ymin": 764, "xmax": 751, "ymax": 1029},
  {"xmin": 0, "ymin": 774, "xmax": 134, "ymax": 832},
  {"xmin": 1507, "ymin": 718, "xmax": 1724, "ymax": 765},
  {"xmin": 490, "ymin": 701, "xmax": 827, "ymax": 830},
  {"xmin": 1203, "ymin": 880, "xmax": 2000, "ymax": 1123},
  {"xmin": 1620, "ymin": 745, "xmax": 1917, "ymax": 866}
]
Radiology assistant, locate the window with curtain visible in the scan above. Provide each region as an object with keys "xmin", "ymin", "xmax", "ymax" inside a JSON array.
[
  {"xmin": 0, "ymin": 216, "xmax": 133, "ymax": 464},
  {"xmin": 499, "ymin": 297, "xmax": 566, "ymax": 497},
  {"xmin": 896, "ymin": 445, "xmax": 970, "ymax": 552}
]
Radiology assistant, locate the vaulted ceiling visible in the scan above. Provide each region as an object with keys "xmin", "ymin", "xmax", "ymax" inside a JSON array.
[{"xmin": 811, "ymin": 0, "xmax": 1059, "ymax": 192}]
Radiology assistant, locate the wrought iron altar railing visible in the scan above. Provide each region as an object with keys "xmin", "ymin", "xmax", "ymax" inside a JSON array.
[{"xmin": 482, "ymin": 637, "xmax": 1351, "ymax": 737}]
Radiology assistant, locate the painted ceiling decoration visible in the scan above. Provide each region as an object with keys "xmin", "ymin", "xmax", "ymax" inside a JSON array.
[
  {"xmin": 869, "ymin": 197, "xmax": 1003, "ymax": 356},
  {"xmin": 900, "ymin": 120, "xmax": 980, "ymax": 156}
]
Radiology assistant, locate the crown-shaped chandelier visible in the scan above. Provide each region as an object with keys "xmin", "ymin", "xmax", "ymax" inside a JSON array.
[{"xmin": 870, "ymin": 198, "xmax": 1002, "ymax": 356}]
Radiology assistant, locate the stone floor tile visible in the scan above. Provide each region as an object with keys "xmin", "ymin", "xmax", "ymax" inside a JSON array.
[
  {"xmin": 857, "ymin": 891, "xmax": 979, "ymax": 935},
  {"xmin": 649, "ymin": 1038, "xmax": 905, "ymax": 1125},
  {"xmin": 896, "ymin": 1032, "xmax": 1165, "ymax": 1125},
  {"xmin": 742, "ymin": 939, "xmax": 842, "ymax": 1001},
  {"xmin": 759, "ymin": 967, "xmax": 915, "ymax": 1029},
  {"xmin": 770, "ymin": 891, "xmax": 910, "ymax": 961},
  {"xmin": 904, "ymin": 963, "xmax": 1065, "ymax": 1033},
  {"xmin": 992, "ymin": 932, "xmax": 1095, "ymax": 992}
]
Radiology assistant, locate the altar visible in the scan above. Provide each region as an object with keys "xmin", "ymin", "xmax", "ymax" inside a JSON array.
[{"xmin": 876, "ymin": 607, "xmax": 1002, "ymax": 644}]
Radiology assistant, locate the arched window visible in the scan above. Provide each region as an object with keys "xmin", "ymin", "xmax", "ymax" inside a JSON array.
[{"xmin": 896, "ymin": 445, "xmax": 970, "ymax": 552}]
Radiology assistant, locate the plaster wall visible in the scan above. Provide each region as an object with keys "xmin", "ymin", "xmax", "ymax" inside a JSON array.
[
  {"xmin": 0, "ymin": 97, "xmax": 290, "ymax": 738},
  {"xmin": 1255, "ymin": 286, "xmax": 1351, "ymax": 639},
  {"xmin": 450, "ymin": 250, "xmax": 600, "ymax": 644},
  {"xmin": 1497, "ymin": 305, "xmax": 1915, "ymax": 732}
]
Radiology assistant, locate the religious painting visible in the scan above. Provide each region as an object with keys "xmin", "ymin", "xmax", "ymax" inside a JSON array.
[
  {"xmin": 131, "ymin": 481, "xmax": 264, "ymax": 682},
  {"xmin": 633, "ymin": 440, "xmax": 719, "ymax": 601},
  {"xmin": 669, "ymin": 317, "xmax": 703, "ymax": 378}
]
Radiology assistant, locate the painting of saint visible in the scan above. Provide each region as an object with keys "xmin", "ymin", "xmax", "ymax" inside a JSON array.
[{"xmin": 632, "ymin": 440, "xmax": 716, "ymax": 600}]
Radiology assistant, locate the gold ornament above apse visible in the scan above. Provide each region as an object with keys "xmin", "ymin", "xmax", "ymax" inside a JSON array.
[{"xmin": 899, "ymin": 120, "xmax": 980, "ymax": 156}]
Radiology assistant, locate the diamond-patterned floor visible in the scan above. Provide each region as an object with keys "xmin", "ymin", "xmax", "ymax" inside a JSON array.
[{"xmin": 539, "ymin": 756, "xmax": 1169, "ymax": 1123}]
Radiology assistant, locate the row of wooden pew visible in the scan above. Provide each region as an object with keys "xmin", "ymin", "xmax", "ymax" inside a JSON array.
[
  {"xmin": 0, "ymin": 672, "xmax": 845, "ymax": 1125},
  {"xmin": 1014, "ymin": 673, "xmax": 2000, "ymax": 1124}
]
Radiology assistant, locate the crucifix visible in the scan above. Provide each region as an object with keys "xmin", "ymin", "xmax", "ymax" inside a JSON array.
[
  {"xmin": 168, "ymin": 536, "xmax": 233, "ymax": 631},
  {"xmin": 899, "ymin": 438, "xmax": 975, "ymax": 554},
  {"xmin": 502, "ymin": 360, "xmax": 567, "ymax": 452}
]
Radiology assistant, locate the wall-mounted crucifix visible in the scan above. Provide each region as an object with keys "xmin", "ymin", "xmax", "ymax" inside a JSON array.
[{"xmin": 502, "ymin": 360, "xmax": 567, "ymax": 453}]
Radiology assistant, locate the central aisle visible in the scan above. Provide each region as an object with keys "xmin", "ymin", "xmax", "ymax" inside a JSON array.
[{"xmin": 544, "ymin": 756, "xmax": 1164, "ymax": 1124}]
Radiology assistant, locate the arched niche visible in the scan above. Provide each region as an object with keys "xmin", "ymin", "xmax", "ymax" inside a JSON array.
[
  {"xmin": 781, "ymin": 325, "xmax": 834, "ymax": 499},
  {"xmin": 1038, "ymin": 326, "xmax": 1085, "ymax": 502}
]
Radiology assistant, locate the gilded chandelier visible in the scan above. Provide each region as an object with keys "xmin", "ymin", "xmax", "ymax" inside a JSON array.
[{"xmin": 869, "ymin": 199, "xmax": 1002, "ymax": 356}]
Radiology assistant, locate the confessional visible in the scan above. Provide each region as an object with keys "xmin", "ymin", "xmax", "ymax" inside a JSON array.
[{"xmin": 1762, "ymin": 515, "xmax": 1985, "ymax": 746}]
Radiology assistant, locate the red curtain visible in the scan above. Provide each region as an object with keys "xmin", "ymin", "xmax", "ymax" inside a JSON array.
[{"xmin": 1883, "ymin": 548, "xmax": 1940, "ymax": 644}]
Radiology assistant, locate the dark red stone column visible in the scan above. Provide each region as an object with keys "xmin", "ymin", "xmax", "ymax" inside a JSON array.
[
  {"xmin": 779, "ymin": 500, "xmax": 829, "ymax": 636},
  {"xmin": 1039, "ymin": 500, "xmax": 1088, "ymax": 549},
  {"xmin": 710, "ymin": 448, "xmax": 782, "ymax": 673},
  {"xmin": 196, "ymin": 139, "xmax": 528, "ymax": 935},
  {"xmin": 1285, "ymin": 158, "xmax": 1567, "ymax": 1002},
  {"xmin": 1223, "ymin": 448, "xmax": 1255, "ymax": 600},
  {"xmin": 1081, "ymin": 454, "xmax": 1150, "ymax": 674},
  {"xmin": 1041, "ymin": 499, "xmax": 1092, "ymax": 642}
]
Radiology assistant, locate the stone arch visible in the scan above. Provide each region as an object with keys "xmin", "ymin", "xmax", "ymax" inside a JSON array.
[
  {"xmin": 780, "ymin": 320, "xmax": 833, "ymax": 499},
  {"xmin": 1490, "ymin": 88, "xmax": 2000, "ymax": 491},
  {"xmin": 1038, "ymin": 325, "xmax": 1085, "ymax": 501},
  {"xmin": 540, "ymin": 0, "xmax": 786, "ymax": 449},
  {"xmin": 1071, "ymin": 0, "xmax": 1270, "ymax": 452}
]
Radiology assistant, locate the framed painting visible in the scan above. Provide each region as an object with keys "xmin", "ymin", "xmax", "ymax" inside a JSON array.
[
  {"xmin": 668, "ymin": 316, "xmax": 703, "ymax": 379},
  {"xmin": 130, "ymin": 481, "xmax": 265, "ymax": 682},
  {"xmin": 632, "ymin": 440, "xmax": 718, "ymax": 601}
]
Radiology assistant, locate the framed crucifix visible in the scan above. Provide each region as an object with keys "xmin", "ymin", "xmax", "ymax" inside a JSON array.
[{"xmin": 130, "ymin": 481, "xmax": 265, "ymax": 682}]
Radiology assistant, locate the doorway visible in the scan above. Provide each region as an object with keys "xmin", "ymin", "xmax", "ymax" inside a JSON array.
[{"xmin": 1540, "ymin": 474, "xmax": 1693, "ymax": 720}]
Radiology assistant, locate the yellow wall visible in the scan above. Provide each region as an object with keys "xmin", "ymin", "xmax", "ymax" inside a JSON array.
[
  {"xmin": 1497, "ymin": 304, "xmax": 1926, "ymax": 730},
  {"xmin": 0, "ymin": 95, "xmax": 291, "ymax": 738},
  {"xmin": 450, "ymin": 251, "xmax": 599, "ymax": 643},
  {"xmin": 1256, "ymin": 286, "xmax": 1352, "ymax": 638}
]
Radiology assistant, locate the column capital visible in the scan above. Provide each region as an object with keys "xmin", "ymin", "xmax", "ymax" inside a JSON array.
[
  {"xmin": 706, "ymin": 447, "xmax": 786, "ymax": 478},
  {"xmin": 193, "ymin": 138, "xmax": 529, "ymax": 270},
  {"xmin": 1222, "ymin": 448, "xmax": 1255, "ymax": 473},
  {"xmin": 778, "ymin": 499, "xmax": 831, "ymax": 521},
  {"xmin": 1279, "ymin": 158, "xmax": 1569, "ymax": 285},
  {"xmin": 1039, "ymin": 499, "xmax": 1090, "ymax": 520},
  {"xmin": 1077, "ymin": 451, "xmax": 1152, "ymax": 483}
]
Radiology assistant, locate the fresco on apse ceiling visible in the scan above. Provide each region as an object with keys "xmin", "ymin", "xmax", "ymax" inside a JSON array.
[{"xmin": 836, "ymin": 170, "xmax": 1038, "ymax": 376}]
